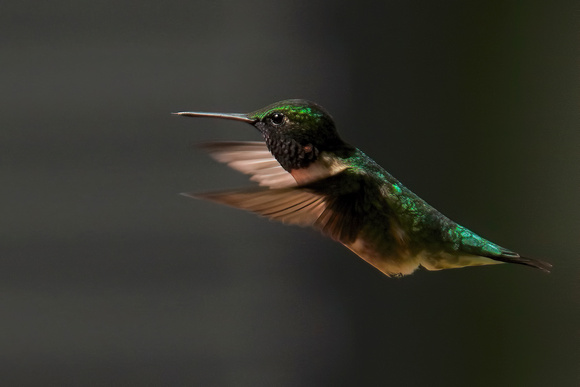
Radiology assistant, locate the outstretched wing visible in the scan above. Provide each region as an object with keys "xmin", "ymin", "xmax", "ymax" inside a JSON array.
[
  {"xmin": 200, "ymin": 142, "xmax": 297, "ymax": 188},
  {"xmin": 184, "ymin": 187, "xmax": 325, "ymax": 227},
  {"xmin": 183, "ymin": 184, "xmax": 365, "ymax": 245}
]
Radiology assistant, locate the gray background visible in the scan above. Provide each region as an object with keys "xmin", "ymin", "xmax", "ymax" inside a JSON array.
[{"xmin": 3, "ymin": 0, "xmax": 579, "ymax": 386}]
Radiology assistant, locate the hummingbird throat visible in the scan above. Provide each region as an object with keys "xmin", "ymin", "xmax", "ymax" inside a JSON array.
[{"xmin": 264, "ymin": 134, "xmax": 320, "ymax": 171}]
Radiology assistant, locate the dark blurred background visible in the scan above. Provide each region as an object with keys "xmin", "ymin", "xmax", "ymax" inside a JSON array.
[{"xmin": 2, "ymin": 0, "xmax": 579, "ymax": 385}]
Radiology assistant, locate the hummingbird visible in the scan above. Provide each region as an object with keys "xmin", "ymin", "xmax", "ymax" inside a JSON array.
[{"xmin": 175, "ymin": 99, "xmax": 552, "ymax": 277}]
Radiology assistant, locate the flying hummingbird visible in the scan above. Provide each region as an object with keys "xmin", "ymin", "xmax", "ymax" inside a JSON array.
[{"xmin": 174, "ymin": 99, "xmax": 552, "ymax": 277}]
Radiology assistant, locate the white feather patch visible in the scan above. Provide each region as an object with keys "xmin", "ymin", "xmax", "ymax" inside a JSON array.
[{"xmin": 290, "ymin": 152, "xmax": 350, "ymax": 185}]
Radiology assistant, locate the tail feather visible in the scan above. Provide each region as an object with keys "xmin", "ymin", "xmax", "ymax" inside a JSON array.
[{"xmin": 490, "ymin": 254, "xmax": 552, "ymax": 273}]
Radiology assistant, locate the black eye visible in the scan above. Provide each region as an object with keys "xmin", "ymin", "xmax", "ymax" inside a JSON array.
[{"xmin": 270, "ymin": 112, "xmax": 285, "ymax": 126}]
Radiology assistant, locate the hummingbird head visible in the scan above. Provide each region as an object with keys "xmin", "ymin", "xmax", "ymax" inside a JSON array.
[
  {"xmin": 248, "ymin": 99, "xmax": 350, "ymax": 170},
  {"xmin": 176, "ymin": 99, "xmax": 352, "ymax": 171}
]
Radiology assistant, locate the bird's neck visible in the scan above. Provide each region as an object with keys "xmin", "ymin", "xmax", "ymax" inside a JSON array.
[{"xmin": 264, "ymin": 132, "xmax": 353, "ymax": 172}]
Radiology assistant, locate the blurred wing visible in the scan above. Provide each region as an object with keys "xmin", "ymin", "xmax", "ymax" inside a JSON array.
[
  {"xmin": 200, "ymin": 142, "xmax": 297, "ymax": 188},
  {"xmin": 184, "ymin": 188, "xmax": 326, "ymax": 227},
  {"xmin": 185, "ymin": 185, "xmax": 363, "ymax": 242}
]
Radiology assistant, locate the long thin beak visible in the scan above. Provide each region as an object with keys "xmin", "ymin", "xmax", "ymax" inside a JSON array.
[{"xmin": 172, "ymin": 111, "xmax": 256, "ymax": 124}]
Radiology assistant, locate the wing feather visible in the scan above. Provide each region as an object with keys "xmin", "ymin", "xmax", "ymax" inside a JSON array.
[
  {"xmin": 184, "ymin": 185, "xmax": 361, "ymax": 243},
  {"xmin": 200, "ymin": 142, "xmax": 297, "ymax": 188},
  {"xmin": 184, "ymin": 188, "xmax": 326, "ymax": 227}
]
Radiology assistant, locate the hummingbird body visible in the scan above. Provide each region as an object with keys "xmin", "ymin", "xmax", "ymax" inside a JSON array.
[{"xmin": 176, "ymin": 100, "xmax": 551, "ymax": 277}]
